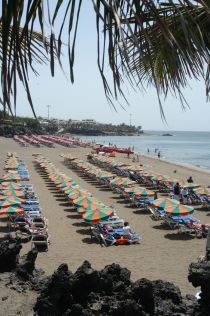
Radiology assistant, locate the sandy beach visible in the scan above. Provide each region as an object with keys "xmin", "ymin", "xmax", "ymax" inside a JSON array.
[{"xmin": 0, "ymin": 136, "xmax": 209, "ymax": 299}]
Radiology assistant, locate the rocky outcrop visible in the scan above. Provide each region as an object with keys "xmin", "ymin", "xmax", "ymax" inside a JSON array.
[
  {"xmin": 188, "ymin": 258, "xmax": 210, "ymax": 315},
  {"xmin": 16, "ymin": 249, "xmax": 38, "ymax": 280},
  {"xmin": 34, "ymin": 261, "xmax": 190, "ymax": 316},
  {"xmin": 34, "ymin": 263, "xmax": 74, "ymax": 315},
  {"xmin": 0, "ymin": 238, "xmax": 22, "ymax": 272},
  {"xmin": 0, "ymin": 239, "xmax": 210, "ymax": 316}
]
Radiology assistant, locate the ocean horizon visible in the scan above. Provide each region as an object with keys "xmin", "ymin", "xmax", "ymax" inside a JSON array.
[{"xmin": 80, "ymin": 131, "xmax": 210, "ymax": 172}]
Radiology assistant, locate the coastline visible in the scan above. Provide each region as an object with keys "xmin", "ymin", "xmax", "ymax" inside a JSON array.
[
  {"xmin": 138, "ymin": 152, "xmax": 210, "ymax": 177},
  {"xmin": 0, "ymin": 136, "xmax": 209, "ymax": 299}
]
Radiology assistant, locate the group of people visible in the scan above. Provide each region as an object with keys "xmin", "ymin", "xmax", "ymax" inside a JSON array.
[
  {"xmin": 172, "ymin": 176, "xmax": 194, "ymax": 203},
  {"xmin": 147, "ymin": 148, "xmax": 161, "ymax": 158}
]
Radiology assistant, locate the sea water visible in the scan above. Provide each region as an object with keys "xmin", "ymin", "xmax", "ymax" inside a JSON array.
[{"xmin": 80, "ymin": 131, "xmax": 210, "ymax": 171}]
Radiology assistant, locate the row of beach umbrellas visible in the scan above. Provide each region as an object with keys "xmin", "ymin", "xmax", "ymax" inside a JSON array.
[
  {"xmin": 61, "ymin": 154, "xmax": 195, "ymax": 216},
  {"xmin": 0, "ymin": 153, "xmax": 25, "ymax": 216},
  {"xmin": 35, "ymin": 155, "xmax": 115, "ymax": 222}
]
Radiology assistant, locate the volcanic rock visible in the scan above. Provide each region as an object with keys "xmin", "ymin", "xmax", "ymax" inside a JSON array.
[
  {"xmin": 188, "ymin": 258, "xmax": 210, "ymax": 315},
  {"xmin": 16, "ymin": 249, "xmax": 38, "ymax": 280},
  {"xmin": 131, "ymin": 278, "xmax": 186, "ymax": 315},
  {"xmin": 34, "ymin": 263, "xmax": 74, "ymax": 315},
  {"xmin": 0, "ymin": 238, "xmax": 22, "ymax": 272}
]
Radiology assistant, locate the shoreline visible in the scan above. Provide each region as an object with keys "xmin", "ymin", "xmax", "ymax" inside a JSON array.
[
  {"xmin": 137, "ymin": 152, "xmax": 210, "ymax": 176},
  {"xmin": 80, "ymin": 132, "xmax": 210, "ymax": 172}
]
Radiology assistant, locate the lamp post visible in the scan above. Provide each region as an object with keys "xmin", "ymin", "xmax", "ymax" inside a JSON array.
[
  {"xmin": 129, "ymin": 113, "xmax": 132, "ymax": 126},
  {"xmin": 47, "ymin": 105, "xmax": 51, "ymax": 121}
]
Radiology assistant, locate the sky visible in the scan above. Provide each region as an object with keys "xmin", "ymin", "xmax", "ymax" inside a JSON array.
[{"xmin": 13, "ymin": 1, "xmax": 210, "ymax": 131}]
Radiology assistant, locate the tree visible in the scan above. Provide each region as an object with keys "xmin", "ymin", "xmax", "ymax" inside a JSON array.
[{"xmin": 1, "ymin": 1, "xmax": 210, "ymax": 117}]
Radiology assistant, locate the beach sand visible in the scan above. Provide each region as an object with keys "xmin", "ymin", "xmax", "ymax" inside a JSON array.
[{"xmin": 0, "ymin": 136, "xmax": 209, "ymax": 300}]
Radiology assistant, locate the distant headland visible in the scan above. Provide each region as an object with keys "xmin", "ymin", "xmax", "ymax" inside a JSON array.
[{"xmin": 0, "ymin": 112, "xmax": 143, "ymax": 137}]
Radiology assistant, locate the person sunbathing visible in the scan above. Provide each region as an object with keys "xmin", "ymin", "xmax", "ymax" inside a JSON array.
[{"xmin": 123, "ymin": 222, "xmax": 132, "ymax": 235}]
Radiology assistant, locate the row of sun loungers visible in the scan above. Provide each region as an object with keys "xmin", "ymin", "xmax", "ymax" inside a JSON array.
[
  {"xmin": 61, "ymin": 153, "xmax": 210, "ymax": 239},
  {"xmin": 0, "ymin": 152, "xmax": 50, "ymax": 250},
  {"xmin": 35, "ymin": 154, "xmax": 140, "ymax": 246},
  {"xmin": 89, "ymin": 155, "xmax": 210, "ymax": 206},
  {"xmin": 14, "ymin": 135, "xmax": 55, "ymax": 148}
]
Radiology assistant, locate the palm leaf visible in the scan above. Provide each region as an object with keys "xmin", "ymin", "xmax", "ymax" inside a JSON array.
[{"xmin": 1, "ymin": 0, "xmax": 210, "ymax": 116}]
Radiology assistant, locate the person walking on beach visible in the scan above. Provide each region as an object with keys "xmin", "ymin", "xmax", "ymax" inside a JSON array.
[
  {"xmin": 187, "ymin": 176, "xmax": 194, "ymax": 183},
  {"xmin": 158, "ymin": 151, "xmax": 161, "ymax": 158},
  {"xmin": 181, "ymin": 186, "xmax": 188, "ymax": 204},
  {"xmin": 173, "ymin": 182, "xmax": 181, "ymax": 201},
  {"xmin": 147, "ymin": 148, "xmax": 150, "ymax": 153}
]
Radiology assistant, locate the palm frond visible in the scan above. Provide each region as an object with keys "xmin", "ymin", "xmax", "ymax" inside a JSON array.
[{"xmin": 1, "ymin": 0, "xmax": 210, "ymax": 116}]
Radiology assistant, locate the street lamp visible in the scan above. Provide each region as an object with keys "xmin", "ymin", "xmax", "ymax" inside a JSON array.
[
  {"xmin": 47, "ymin": 105, "xmax": 51, "ymax": 121},
  {"xmin": 129, "ymin": 113, "xmax": 132, "ymax": 126}
]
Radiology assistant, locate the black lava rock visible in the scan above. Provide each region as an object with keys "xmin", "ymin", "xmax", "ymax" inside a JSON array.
[
  {"xmin": 188, "ymin": 258, "xmax": 210, "ymax": 315},
  {"xmin": 131, "ymin": 278, "xmax": 186, "ymax": 315},
  {"xmin": 72, "ymin": 260, "xmax": 101, "ymax": 301},
  {"xmin": 16, "ymin": 249, "xmax": 38, "ymax": 280},
  {"xmin": 34, "ymin": 263, "xmax": 74, "ymax": 315},
  {"xmin": 0, "ymin": 238, "xmax": 22, "ymax": 272}
]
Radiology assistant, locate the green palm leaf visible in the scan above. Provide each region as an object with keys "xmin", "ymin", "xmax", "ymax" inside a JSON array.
[{"xmin": 1, "ymin": 1, "xmax": 210, "ymax": 115}]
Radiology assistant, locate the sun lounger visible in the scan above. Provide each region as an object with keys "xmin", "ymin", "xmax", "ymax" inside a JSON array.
[
  {"xmin": 162, "ymin": 216, "xmax": 179, "ymax": 229},
  {"xmin": 98, "ymin": 218, "xmax": 124, "ymax": 227},
  {"xmin": 22, "ymin": 204, "xmax": 41, "ymax": 211},
  {"xmin": 20, "ymin": 184, "xmax": 33, "ymax": 191},
  {"xmin": 24, "ymin": 198, "xmax": 39, "ymax": 204},
  {"xmin": 32, "ymin": 217, "xmax": 48, "ymax": 228},
  {"xmin": 178, "ymin": 223, "xmax": 196, "ymax": 235},
  {"xmin": 13, "ymin": 216, "xmax": 30, "ymax": 228},
  {"xmin": 31, "ymin": 234, "xmax": 50, "ymax": 250},
  {"xmin": 147, "ymin": 206, "xmax": 165, "ymax": 220},
  {"xmin": 90, "ymin": 226, "xmax": 116, "ymax": 246},
  {"xmin": 16, "ymin": 227, "xmax": 32, "ymax": 241}
]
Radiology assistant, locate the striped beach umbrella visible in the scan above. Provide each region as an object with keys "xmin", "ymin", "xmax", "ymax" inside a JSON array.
[
  {"xmin": 73, "ymin": 197, "xmax": 102, "ymax": 208},
  {"xmin": 56, "ymin": 181, "xmax": 76, "ymax": 189},
  {"xmin": 152, "ymin": 198, "xmax": 179, "ymax": 209},
  {"xmin": 1, "ymin": 174, "xmax": 22, "ymax": 181},
  {"xmin": 68, "ymin": 191, "xmax": 90, "ymax": 199},
  {"xmin": 0, "ymin": 182, "xmax": 22, "ymax": 190},
  {"xmin": 173, "ymin": 180, "xmax": 200, "ymax": 189},
  {"xmin": 165, "ymin": 204, "xmax": 194, "ymax": 216},
  {"xmin": 193, "ymin": 187, "xmax": 210, "ymax": 196},
  {"xmin": 96, "ymin": 172, "xmax": 114, "ymax": 179},
  {"xmin": 143, "ymin": 171, "xmax": 156, "ymax": 178},
  {"xmin": 83, "ymin": 208, "xmax": 113, "ymax": 222},
  {"xmin": 63, "ymin": 185, "xmax": 81, "ymax": 193},
  {"xmin": 116, "ymin": 179, "xmax": 136, "ymax": 187},
  {"xmin": 0, "ymin": 199, "xmax": 21, "ymax": 208},
  {"xmin": 110, "ymin": 177, "xmax": 123, "ymax": 185},
  {"xmin": 68, "ymin": 190, "xmax": 92, "ymax": 198},
  {"xmin": 126, "ymin": 165, "xmax": 144, "ymax": 172},
  {"xmin": 77, "ymin": 203, "xmax": 106, "ymax": 214},
  {"xmin": 0, "ymin": 195, "xmax": 23, "ymax": 203},
  {"xmin": 151, "ymin": 175, "xmax": 171, "ymax": 182},
  {"xmin": 125, "ymin": 187, "xmax": 154, "ymax": 197},
  {"xmin": 0, "ymin": 190, "xmax": 24, "ymax": 198},
  {"xmin": 179, "ymin": 181, "xmax": 200, "ymax": 189},
  {"xmin": 0, "ymin": 207, "xmax": 23, "ymax": 215}
]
